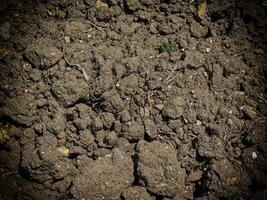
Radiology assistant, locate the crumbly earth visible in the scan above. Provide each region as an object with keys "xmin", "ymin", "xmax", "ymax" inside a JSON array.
[{"xmin": 0, "ymin": 0, "xmax": 266, "ymax": 199}]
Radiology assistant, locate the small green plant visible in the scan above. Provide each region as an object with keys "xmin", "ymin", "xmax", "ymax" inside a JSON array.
[{"xmin": 158, "ymin": 39, "xmax": 180, "ymax": 54}]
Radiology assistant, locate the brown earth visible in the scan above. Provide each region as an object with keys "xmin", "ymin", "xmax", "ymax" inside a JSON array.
[{"xmin": 0, "ymin": 0, "xmax": 267, "ymax": 199}]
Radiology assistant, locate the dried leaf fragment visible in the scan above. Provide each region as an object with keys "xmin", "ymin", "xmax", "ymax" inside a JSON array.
[
  {"xmin": 96, "ymin": 0, "xmax": 108, "ymax": 9},
  {"xmin": 0, "ymin": 47, "xmax": 10, "ymax": 60},
  {"xmin": 0, "ymin": 127, "xmax": 10, "ymax": 143},
  {"xmin": 58, "ymin": 146, "xmax": 70, "ymax": 157},
  {"xmin": 198, "ymin": 0, "xmax": 207, "ymax": 19}
]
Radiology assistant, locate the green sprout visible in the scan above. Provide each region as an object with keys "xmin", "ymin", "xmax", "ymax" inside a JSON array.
[{"xmin": 158, "ymin": 39, "xmax": 181, "ymax": 54}]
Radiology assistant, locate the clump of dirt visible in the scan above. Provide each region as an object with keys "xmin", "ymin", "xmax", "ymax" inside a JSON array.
[
  {"xmin": 136, "ymin": 140, "xmax": 186, "ymax": 197},
  {"xmin": 0, "ymin": 0, "xmax": 266, "ymax": 199},
  {"xmin": 71, "ymin": 148, "xmax": 134, "ymax": 200}
]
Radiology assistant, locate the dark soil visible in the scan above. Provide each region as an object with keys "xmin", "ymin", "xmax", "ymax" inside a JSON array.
[{"xmin": 0, "ymin": 0, "xmax": 267, "ymax": 199}]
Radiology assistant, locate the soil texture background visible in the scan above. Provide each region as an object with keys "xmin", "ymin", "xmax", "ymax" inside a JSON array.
[{"xmin": 0, "ymin": 0, "xmax": 267, "ymax": 199}]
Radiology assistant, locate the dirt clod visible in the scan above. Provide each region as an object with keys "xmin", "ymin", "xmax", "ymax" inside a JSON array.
[
  {"xmin": 24, "ymin": 38, "xmax": 63, "ymax": 69},
  {"xmin": 121, "ymin": 119, "xmax": 144, "ymax": 141},
  {"xmin": 121, "ymin": 186, "xmax": 153, "ymax": 200},
  {"xmin": 71, "ymin": 148, "xmax": 134, "ymax": 200},
  {"xmin": 1, "ymin": 95, "xmax": 37, "ymax": 126},
  {"xmin": 197, "ymin": 134, "xmax": 225, "ymax": 159},
  {"xmin": 0, "ymin": 0, "xmax": 266, "ymax": 199},
  {"xmin": 101, "ymin": 90, "xmax": 125, "ymax": 113},
  {"xmin": 204, "ymin": 158, "xmax": 251, "ymax": 198},
  {"xmin": 162, "ymin": 97, "xmax": 186, "ymax": 119},
  {"xmin": 51, "ymin": 70, "xmax": 89, "ymax": 107},
  {"xmin": 144, "ymin": 119, "xmax": 158, "ymax": 139},
  {"xmin": 136, "ymin": 140, "xmax": 186, "ymax": 197}
]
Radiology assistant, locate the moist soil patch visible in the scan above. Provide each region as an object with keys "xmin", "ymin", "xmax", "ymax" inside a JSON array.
[{"xmin": 0, "ymin": 0, "xmax": 267, "ymax": 199}]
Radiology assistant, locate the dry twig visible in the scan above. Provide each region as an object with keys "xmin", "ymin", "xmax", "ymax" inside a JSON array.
[
  {"xmin": 65, "ymin": 60, "xmax": 90, "ymax": 81},
  {"xmin": 229, "ymin": 50, "xmax": 254, "ymax": 59}
]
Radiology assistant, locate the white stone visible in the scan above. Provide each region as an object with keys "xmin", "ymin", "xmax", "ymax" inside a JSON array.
[{"xmin": 252, "ymin": 152, "xmax": 257, "ymax": 160}]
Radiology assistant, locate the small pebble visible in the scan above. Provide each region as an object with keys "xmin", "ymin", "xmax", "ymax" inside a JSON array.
[
  {"xmin": 155, "ymin": 104, "xmax": 164, "ymax": 110},
  {"xmin": 196, "ymin": 120, "xmax": 202, "ymax": 126},
  {"xmin": 252, "ymin": 151, "xmax": 257, "ymax": 160},
  {"xmin": 206, "ymin": 47, "xmax": 211, "ymax": 53},
  {"xmin": 64, "ymin": 36, "xmax": 70, "ymax": 44},
  {"xmin": 241, "ymin": 106, "xmax": 257, "ymax": 119},
  {"xmin": 58, "ymin": 146, "xmax": 70, "ymax": 157},
  {"xmin": 209, "ymin": 38, "xmax": 213, "ymax": 44},
  {"xmin": 227, "ymin": 118, "xmax": 234, "ymax": 126}
]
